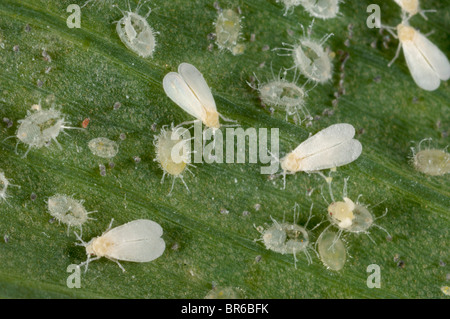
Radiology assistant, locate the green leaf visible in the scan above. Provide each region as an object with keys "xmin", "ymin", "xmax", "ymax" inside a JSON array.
[{"xmin": 0, "ymin": 0, "xmax": 448, "ymax": 298}]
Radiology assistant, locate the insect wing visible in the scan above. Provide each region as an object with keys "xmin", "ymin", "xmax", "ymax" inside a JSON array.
[
  {"xmin": 292, "ymin": 123, "xmax": 356, "ymax": 158},
  {"xmin": 163, "ymin": 72, "xmax": 206, "ymax": 120},
  {"xmin": 401, "ymin": 40, "xmax": 441, "ymax": 91},
  {"xmin": 101, "ymin": 219, "xmax": 165, "ymax": 262},
  {"xmin": 299, "ymin": 138, "xmax": 362, "ymax": 171},
  {"xmin": 414, "ymin": 31, "xmax": 450, "ymax": 81},
  {"xmin": 178, "ymin": 63, "xmax": 217, "ymax": 112},
  {"xmin": 393, "ymin": 0, "xmax": 409, "ymax": 11}
]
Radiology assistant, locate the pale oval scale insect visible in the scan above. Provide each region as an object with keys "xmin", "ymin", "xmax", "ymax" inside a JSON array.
[
  {"xmin": 251, "ymin": 70, "xmax": 310, "ymax": 124},
  {"xmin": 292, "ymin": 37, "xmax": 333, "ymax": 83},
  {"xmin": 300, "ymin": 0, "xmax": 340, "ymax": 20},
  {"xmin": 154, "ymin": 125, "xmax": 192, "ymax": 194},
  {"xmin": 77, "ymin": 219, "xmax": 166, "ymax": 272},
  {"xmin": 412, "ymin": 148, "xmax": 450, "ymax": 176},
  {"xmin": 15, "ymin": 107, "xmax": 76, "ymax": 157},
  {"xmin": 116, "ymin": 4, "xmax": 156, "ymax": 58},
  {"xmin": 88, "ymin": 137, "xmax": 119, "ymax": 158},
  {"xmin": 322, "ymin": 176, "xmax": 391, "ymax": 245},
  {"xmin": 276, "ymin": 26, "xmax": 333, "ymax": 84},
  {"xmin": 163, "ymin": 63, "xmax": 221, "ymax": 129},
  {"xmin": 215, "ymin": 9, "xmax": 243, "ymax": 55},
  {"xmin": 281, "ymin": 123, "xmax": 362, "ymax": 174},
  {"xmin": 256, "ymin": 204, "xmax": 316, "ymax": 267},
  {"xmin": 0, "ymin": 171, "xmax": 17, "ymax": 202},
  {"xmin": 328, "ymin": 197, "xmax": 374, "ymax": 233},
  {"xmin": 276, "ymin": 0, "xmax": 303, "ymax": 15},
  {"xmin": 48, "ymin": 194, "xmax": 91, "ymax": 228},
  {"xmin": 328, "ymin": 197, "xmax": 355, "ymax": 229},
  {"xmin": 0, "ymin": 172, "xmax": 9, "ymax": 201},
  {"xmin": 155, "ymin": 128, "xmax": 189, "ymax": 176},
  {"xmin": 317, "ymin": 230, "xmax": 346, "ymax": 271},
  {"xmin": 262, "ymin": 220, "xmax": 310, "ymax": 255},
  {"xmin": 259, "ymin": 80, "xmax": 305, "ymax": 108},
  {"xmin": 390, "ymin": 23, "xmax": 450, "ymax": 91},
  {"xmin": 215, "ymin": 9, "xmax": 240, "ymax": 47}
]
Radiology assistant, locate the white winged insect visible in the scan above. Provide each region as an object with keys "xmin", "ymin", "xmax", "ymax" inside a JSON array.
[
  {"xmin": 163, "ymin": 63, "xmax": 235, "ymax": 131},
  {"xmin": 75, "ymin": 219, "xmax": 165, "ymax": 272},
  {"xmin": 384, "ymin": 21, "xmax": 450, "ymax": 91},
  {"xmin": 280, "ymin": 123, "xmax": 362, "ymax": 188},
  {"xmin": 393, "ymin": 0, "xmax": 435, "ymax": 20}
]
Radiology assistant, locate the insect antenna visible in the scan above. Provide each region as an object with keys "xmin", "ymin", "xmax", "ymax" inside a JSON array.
[{"xmin": 74, "ymin": 231, "xmax": 87, "ymax": 247}]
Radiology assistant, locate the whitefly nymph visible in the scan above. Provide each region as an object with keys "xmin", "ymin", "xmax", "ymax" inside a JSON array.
[
  {"xmin": 154, "ymin": 124, "xmax": 193, "ymax": 195},
  {"xmin": 0, "ymin": 171, "xmax": 19, "ymax": 203},
  {"xmin": 255, "ymin": 203, "xmax": 318, "ymax": 268},
  {"xmin": 15, "ymin": 105, "xmax": 76, "ymax": 157},
  {"xmin": 214, "ymin": 8, "xmax": 245, "ymax": 55},
  {"xmin": 317, "ymin": 229, "xmax": 347, "ymax": 271},
  {"xmin": 276, "ymin": 21, "xmax": 333, "ymax": 84},
  {"xmin": 276, "ymin": 0, "xmax": 302, "ymax": 16},
  {"xmin": 410, "ymin": 138, "xmax": 449, "ymax": 176},
  {"xmin": 75, "ymin": 218, "xmax": 165, "ymax": 273},
  {"xmin": 88, "ymin": 137, "xmax": 119, "ymax": 159},
  {"xmin": 48, "ymin": 194, "xmax": 95, "ymax": 235},
  {"xmin": 321, "ymin": 176, "xmax": 391, "ymax": 246},
  {"xmin": 249, "ymin": 68, "xmax": 311, "ymax": 124},
  {"xmin": 300, "ymin": 0, "xmax": 340, "ymax": 20},
  {"xmin": 114, "ymin": 1, "xmax": 156, "ymax": 58}
]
